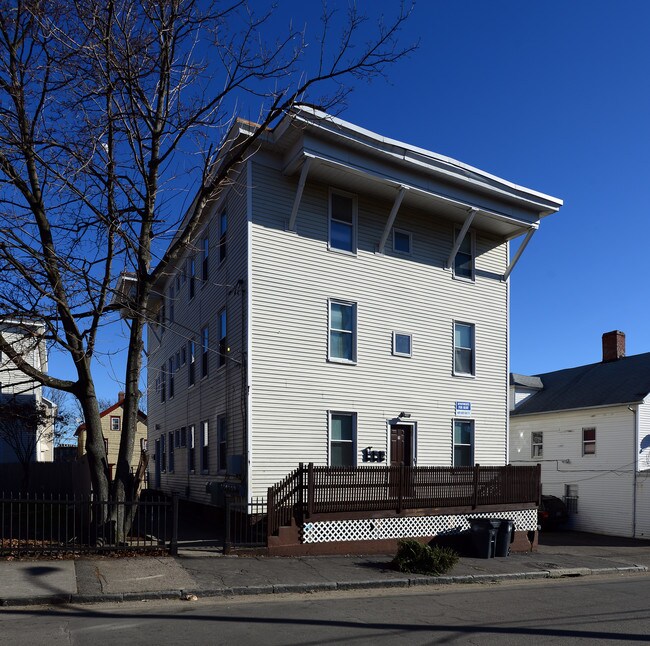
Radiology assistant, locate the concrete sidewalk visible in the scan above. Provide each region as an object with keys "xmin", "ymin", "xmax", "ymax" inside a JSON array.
[{"xmin": 1, "ymin": 532, "xmax": 650, "ymax": 607}]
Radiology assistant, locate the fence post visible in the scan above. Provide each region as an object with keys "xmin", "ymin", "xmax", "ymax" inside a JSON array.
[
  {"xmin": 397, "ymin": 464, "xmax": 404, "ymax": 514},
  {"xmin": 307, "ymin": 463, "xmax": 314, "ymax": 519},
  {"xmin": 169, "ymin": 492, "xmax": 179, "ymax": 556},
  {"xmin": 472, "ymin": 464, "xmax": 480, "ymax": 509},
  {"xmin": 266, "ymin": 487, "xmax": 274, "ymax": 540}
]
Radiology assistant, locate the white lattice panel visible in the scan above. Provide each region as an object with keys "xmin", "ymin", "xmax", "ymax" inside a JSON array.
[{"xmin": 302, "ymin": 509, "xmax": 538, "ymax": 544}]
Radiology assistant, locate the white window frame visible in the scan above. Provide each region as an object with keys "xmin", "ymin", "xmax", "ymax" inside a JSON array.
[
  {"xmin": 392, "ymin": 228, "xmax": 412, "ymax": 255},
  {"xmin": 110, "ymin": 416, "xmax": 120, "ymax": 432},
  {"xmin": 392, "ymin": 331, "xmax": 412, "ymax": 358},
  {"xmin": 328, "ymin": 299, "xmax": 357, "ymax": 364},
  {"xmin": 328, "ymin": 188, "xmax": 357, "ymax": 255},
  {"xmin": 531, "ymin": 431, "xmax": 543, "ymax": 459},
  {"xmin": 453, "ymin": 228, "xmax": 475, "ymax": 281},
  {"xmin": 328, "ymin": 411, "xmax": 357, "ymax": 467},
  {"xmin": 582, "ymin": 427, "xmax": 596, "ymax": 456},
  {"xmin": 453, "ymin": 418, "xmax": 474, "ymax": 467},
  {"xmin": 453, "ymin": 321, "xmax": 475, "ymax": 377},
  {"xmin": 201, "ymin": 420, "xmax": 209, "ymax": 474}
]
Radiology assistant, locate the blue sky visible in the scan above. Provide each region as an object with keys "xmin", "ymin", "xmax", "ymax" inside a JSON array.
[{"xmin": 74, "ymin": 0, "xmax": 650, "ymax": 400}]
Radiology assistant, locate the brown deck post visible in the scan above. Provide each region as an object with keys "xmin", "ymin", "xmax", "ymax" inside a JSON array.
[
  {"xmin": 307, "ymin": 462, "xmax": 315, "ymax": 518},
  {"xmin": 266, "ymin": 487, "xmax": 274, "ymax": 539},
  {"xmin": 397, "ymin": 464, "xmax": 404, "ymax": 514},
  {"xmin": 472, "ymin": 463, "xmax": 480, "ymax": 509}
]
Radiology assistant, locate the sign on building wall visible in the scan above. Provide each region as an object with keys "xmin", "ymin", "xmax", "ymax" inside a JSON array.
[{"xmin": 455, "ymin": 401, "xmax": 472, "ymax": 417}]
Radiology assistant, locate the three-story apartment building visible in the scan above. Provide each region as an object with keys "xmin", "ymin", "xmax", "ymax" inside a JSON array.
[{"xmin": 147, "ymin": 106, "xmax": 562, "ymax": 506}]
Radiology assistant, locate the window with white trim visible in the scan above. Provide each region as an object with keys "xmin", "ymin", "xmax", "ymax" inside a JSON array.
[
  {"xmin": 218, "ymin": 308, "xmax": 226, "ymax": 368},
  {"xmin": 392, "ymin": 332, "xmax": 412, "ymax": 357},
  {"xmin": 201, "ymin": 420, "xmax": 209, "ymax": 473},
  {"xmin": 454, "ymin": 321, "xmax": 475, "ymax": 376},
  {"xmin": 329, "ymin": 190, "xmax": 356, "ymax": 253},
  {"xmin": 453, "ymin": 228, "xmax": 475, "ymax": 280},
  {"xmin": 531, "ymin": 431, "xmax": 543, "ymax": 459},
  {"xmin": 393, "ymin": 228, "xmax": 411, "ymax": 254},
  {"xmin": 201, "ymin": 326, "xmax": 209, "ymax": 378},
  {"xmin": 453, "ymin": 419, "xmax": 474, "ymax": 467},
  {"xmin": 188, "ymin": 424, "xmax": 196, "ymax": 472},
  {"xmin": 110, "ymin": 416, "xmax": 120, "ymax": 432},
  {"xmin": 188, "ymin": 339, "xmax": 196, "ymax": 386},
  {"xmin": 582, "ymin": 427, "xmax": 596, "ymax": 455},
  {"xmin": 329, "ymin": 300, "xmax": 356, "ymax": 363},
  {"xmin": 330, "ymin": 412, "xmax": 356, "ymax": 467},
  {"xmin": 217, "ymin": 415, "xmax": 227, "ymax": 472}
]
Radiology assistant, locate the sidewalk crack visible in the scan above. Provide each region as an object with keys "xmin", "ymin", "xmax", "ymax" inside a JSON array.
[{"xmin": 94, "ymin": 566, "xmax": 108, "ymax": 593}]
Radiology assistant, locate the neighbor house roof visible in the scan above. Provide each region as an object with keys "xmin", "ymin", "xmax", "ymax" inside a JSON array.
[
  {"xmin": 75, "ymin": 396, "xmax": 147, "ymax": 435},
  {"xmin": 511, "ymin": 352, "xmax": 650, "ymax": 416}
]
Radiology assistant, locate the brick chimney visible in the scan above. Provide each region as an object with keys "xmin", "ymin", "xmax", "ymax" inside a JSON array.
[
  {"xmin": 118, "ymin": 391, "xmax": 125, "ymax": 403},
  {"xmin": 602, "ymin": 330, "xmax": 625, "ymax": 362}
]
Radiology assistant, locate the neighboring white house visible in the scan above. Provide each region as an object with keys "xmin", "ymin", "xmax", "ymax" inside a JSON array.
[
  {"xmin": 510, "ymin": 330, "xmax": 650, "ymax": 539},
  {"xmin": 0, "ymin": 320, "xmax": 54, "ymax": 464},
  {"xmin": 146, "ymin": 106, "xmax": 563, "ymax": 507}
]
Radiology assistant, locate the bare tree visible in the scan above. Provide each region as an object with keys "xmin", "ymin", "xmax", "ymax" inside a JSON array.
[{"xmin": 0, "ymin": 0, "xmax": 414, "ymax": 538}]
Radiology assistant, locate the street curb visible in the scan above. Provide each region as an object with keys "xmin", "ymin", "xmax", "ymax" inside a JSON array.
[{"xmin": 0, "ymin": 565, "xmax": 647, "ymax": 607}]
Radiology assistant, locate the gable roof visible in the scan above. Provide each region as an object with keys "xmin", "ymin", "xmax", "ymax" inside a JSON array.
[
  {"xmin": 511, "ymin": 352, "xmax": 650, "ymax": 416},
  {"xmin": 75, "ymin": 398, "xmax": 147, "ymax": 434}
]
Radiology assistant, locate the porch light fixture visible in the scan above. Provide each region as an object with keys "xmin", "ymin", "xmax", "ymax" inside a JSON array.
[{"xmin": 398, "ymin": 412, "xmax": 411, "ymax": 419}]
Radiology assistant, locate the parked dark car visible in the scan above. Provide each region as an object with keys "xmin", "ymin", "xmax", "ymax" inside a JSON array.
[{"xmin": 538, "ymin": 495, "xmax": 569, "ymax": 529}]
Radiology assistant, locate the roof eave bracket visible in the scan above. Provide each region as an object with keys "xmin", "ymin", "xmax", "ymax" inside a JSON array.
[
  {"xmin": 502, "ymin": 227, "xmax": 537, "ymax": 281},
  {"xmin": 377, "ymin": 186, "xmax": 408, "ymax": 254},
  {"xmin": 287, "ymin": 156, "xmax": 314, "ymax": 232},
  {"xmin": 445, "ymin": 207, "xmax": 478, "ymax": 269}
]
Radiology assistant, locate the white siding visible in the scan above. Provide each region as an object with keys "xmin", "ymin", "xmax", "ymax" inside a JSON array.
[
  {"xmin": 638, "ymin": 396, "xmax": 650, "ymax": 471},
  {"xmin": 249, "ymin": 159, "xmax": 510, "ymax": 497},
  {"xmin": 510, "ymin": 406, "xmax": 637, "ymax": 537},
  {"xmin": 146, "ymin": 164, "xmax": 249, "ymax": 504}
]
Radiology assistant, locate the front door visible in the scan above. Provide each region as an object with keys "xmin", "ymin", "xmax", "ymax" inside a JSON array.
[{"xmin": 390, "ymin": 424, "xmax": 413, "ymax": 466}]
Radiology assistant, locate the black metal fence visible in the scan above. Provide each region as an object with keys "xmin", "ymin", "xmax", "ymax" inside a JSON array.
[
  {"xmin": 224, "ymin": 496, "xmax": 267, "ymax": 551},
  {"xmin": 0, "ymin": 491, "xmax": 178, "ymax": 556}
]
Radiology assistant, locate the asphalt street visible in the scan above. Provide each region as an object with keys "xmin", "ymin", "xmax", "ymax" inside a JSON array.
[{"xmin": 2, "ymin": 573, "xmax": 650, "ymax": 645}]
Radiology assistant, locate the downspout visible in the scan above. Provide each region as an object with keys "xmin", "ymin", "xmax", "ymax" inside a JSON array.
[{"xmin": 629, "ymin": 405, "xmax": 638, "ymax": 538}]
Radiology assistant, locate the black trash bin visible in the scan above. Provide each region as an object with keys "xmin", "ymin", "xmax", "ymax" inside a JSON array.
[
  {"xmin": 495, "ymin": 519, "xmax": 515, "ymax": 557},
  {"xmin": 469, "ymin": 518, "xmax": 500, "ymax": 558}
]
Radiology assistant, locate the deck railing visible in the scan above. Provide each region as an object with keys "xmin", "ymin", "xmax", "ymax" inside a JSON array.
[{"xmin": 267, "ymin": 463, "xmax": 540, "ymax": 537}]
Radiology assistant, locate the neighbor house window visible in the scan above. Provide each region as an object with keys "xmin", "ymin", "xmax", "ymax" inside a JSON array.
[
  {"xmin": 329, "ymin": 300, "xmax": 357, "ymax": 363},
  {"xmin": 202, "ymin": 235, "xmax": 209, "ymax": 282},
  {"xmin": 218, "ymin": 308, "xmax": 227, "ymax": 368},
  {"xmin": 168, "ymin": 431, "xmax": 175, "ymax": 472},
  {"xmin": 201, "ymin": 326, "xmax": 209, "ymax": 378},
  {"xmin": 219, "ymin": 211, "xmax": 227, "ymax": 264},
  {"xmin": 168, "ymin": 284, "xmax": 175, "ymax": 323},
  {"xmin": 160, "ymin": 364, "xmax": 166, "ymax": 403},
  {"xmin": 217, "ymin": 415, "xmax": 227, "ymax": 472},
  {"xmin": 110, "ymin": 416, "xmax": 120, "ymax": 432},
  {"xmin": 393, "ymin": 229, "xmax": 411, "ymax": 254},
  {"xmin": 453, "ymin": 419, "xmax": 474, "ymax": 467},
  {"xmin": 168, "ymin": 356, "xmax": 175, "ymax": 399},
  {"xmin": 582, "ymin": 427, "xmax": 596, "ymax": 455},
  {"xmin": 329, "ymin": 190, "xmax": 356, "ymax": 253},
  {"xmin": 392, "ymin": 332, "xmax": 412, "ymax": 357},
  {"xmin": 180, "ymin": 426, "xmax": 187, "ymax": 448},
  {"xmin": 454, "ymin": 322, "xmax": 475, "ymax": 376},
  {"xmin": 532, "ymin": 432, "xmax": 543, "ymax": 459},
  {"xmin": 188, "ymin": 339, "xmax": 196, "ymax": 386},
  {"xmin": 161, "ymin": 434, "xmax": 166, "ymax": 472},
  {"xmin": 188, "ymin": 424, "xmax": 195, "ymax": 472},
  {"xmin": 189, "ymin": 256, "xmax": 196, "ymax": 299},
  {"xmin": 453, "ymin": 228, "xmax": 475, "ymax": 280},
  {"xmin": 330, "ymin": 412, "xmax": 356, "ymax": 467},
  {"xmin": 201, "ymin": 420, "xmax": 209, "ymax": 473}
]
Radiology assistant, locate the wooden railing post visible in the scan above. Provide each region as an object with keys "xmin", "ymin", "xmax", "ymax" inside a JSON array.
[
  {"xmin": 307, "ymin": 463, "xmax": 315, "ymax": 518},
  {"xmin": 472, "ymin": 463, "xmax": 480, "ymax": 509},
  {"xmin": 297, "ymin": 462, "xmax": 304, "ymax": 522},
  {"xmin": 266, "ymin": 487, "xmax": 274, "ymax": 539}
]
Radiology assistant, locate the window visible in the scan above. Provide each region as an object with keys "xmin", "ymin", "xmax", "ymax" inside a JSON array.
[
  {"xmin": 453, "ymin": 419, "xmax": 474, "ymax": 467},
  {"xmin": 201, "ymin": 420, "xmax": 209, "ymax": 473},
  {"xmin": 188, "ymin": 424, "xmax": 195, "ymax": 472},
  {"xmin": 110, "ymin": 416, "xmax": 120, "ymax": 432},
  {"xmin": 160, "ymin": 364, "xmax": 166, "ymax": 403},
  {"xmin": 202, "ymin": 236, "xmax": 209, "ymax": 282},
  {"xmin": 454, "ymin": 322, "xmax": 475, "ymax": 376},
  {"xmin": 330, "ymin": 412, "xmax": 356, "ymax": 466},
  {"xmin": 329, "ymin": 300, "xmax": 356, "ymax": 363},
  {"xmin": 582, "ymin": 427, "xmax": 596, "ymax": 455},
  {"xmin": 168, "ymin": 284, "xmax": 175, "ymax": 323},
  {"xmin": 217, "ymin": 415, "xmax": 227, "ymax": 472},
  {"xmin": 393, "ymin": 229, "xmax": 411, "ymax": 254},
  {"xmin": 160, "ymin": 299, "xmax": 166, "ymax": 336},
  {"xmin": 175, "ymin": 273, "xmax": 181, "ymax": 292},
  {"xmin": 392, "ymin": 332, "xmax": 412, "ymax": 358},
  {"xmin": 188, "ymin": 339, "xmax": 196, "ymax": 386},
  {"xmin": 168, "ymin": 431, "xmax": 175, "ymax": 472},
  {"xmin": 180, "ymin": 346, "xmax": 186, "ymax": 366},
  {"xmin": 168, "ymin": 356, "xmax": 175, "ymax": 399},
  {"xmin": 329, "ymin": 190, "xmax": 356, "ymax": 253},
  {"xmin": 453, "ymin": 228, "xmax": 474, "ymax": 280},
  {"xmin": 219, "ymin": 211, "xmax": 227, "ymax": 264},
  {"xmin": 531, "ymin": 432, "xmax": 543, "ymax": 459},
  {"xmin": 189, "ymin": 256, "xmax": 196, "ymax": 299},
  {"xmin": 174, "ymin": 429, "xmax": 180, "ymax": 448},
  {"xmin": 161, "ymin": 434, "xmax": 166, "ymax": 472},
  {"xmin": 565, "ymin": 484, "xmax": 579, "ymax": 513},
  {"xmin": 201, "ymin": 326, "xmax": 209, "ymax": 378},
  {"xmin": 175, "ymin": 351, "xmax": 180, "ymax": 372},
  {"xmin": 180, "ymin": 426, "xmax": 187, "ymax": 448},
  {"xmin": 218, "ymin": 308, "xmax": 226, "ymax": 368},
  {"xmin": 140, "ymin": 438, "xmax": 147, "ymax": 452}
]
